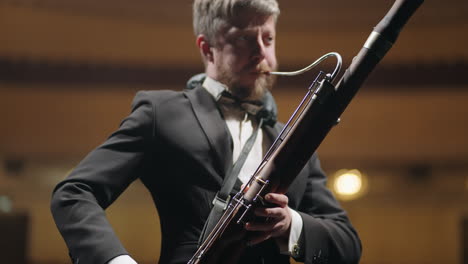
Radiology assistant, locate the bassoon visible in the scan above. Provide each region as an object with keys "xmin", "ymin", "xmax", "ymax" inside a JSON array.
[{"xmin": 188, "ymin": 0, "xmax": 424, "ymax": 263}]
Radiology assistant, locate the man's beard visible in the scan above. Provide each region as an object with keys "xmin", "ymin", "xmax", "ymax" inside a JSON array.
[{"xmin": 217, "ymin": 63, "xmax": 277, "ymax": 101}]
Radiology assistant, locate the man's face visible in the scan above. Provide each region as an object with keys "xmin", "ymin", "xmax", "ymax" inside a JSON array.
[{"xmin": 211, "ymin": 14, "xmax": 278, "ymax": 100}]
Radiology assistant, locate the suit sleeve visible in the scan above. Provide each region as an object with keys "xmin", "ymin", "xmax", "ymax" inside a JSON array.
[
  {"xmin": 295, "ymin": 154, "xmax": 362, "ymax": 264},
  {"xmin": 50, "ymin": 91, "xmax": 155, "ymax": 264}
]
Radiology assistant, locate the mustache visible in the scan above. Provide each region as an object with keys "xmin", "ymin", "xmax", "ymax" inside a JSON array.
[
  {"xmin": 258, "ymin": 65, "xmax": 272, "ymax": 73},
  {"xmin": 244, "ymin": 62, "xmax": 277, "ymax": 74},
  {"xmin": 258, "ymin": 64, "xmax": 278, "ymax": 75}
]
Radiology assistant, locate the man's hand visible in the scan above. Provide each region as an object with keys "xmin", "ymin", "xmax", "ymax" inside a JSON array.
[{"xmin": 244, "ymin": 193, "xmax": 292, "ymax": 246}]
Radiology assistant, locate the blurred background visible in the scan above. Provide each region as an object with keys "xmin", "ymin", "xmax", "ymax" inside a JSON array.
[{"xmin": 1, "ymin": 0, "xmax": 467, "ymax": 263}]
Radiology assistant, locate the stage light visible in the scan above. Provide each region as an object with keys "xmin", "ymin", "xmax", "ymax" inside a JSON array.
[
  {"xmin": 332, "ymin": 169, "xmax": 367, "ymax": 201},
  {"xmin": 0, "ymin": 196, "xmax": 12, "ymax": 213}
]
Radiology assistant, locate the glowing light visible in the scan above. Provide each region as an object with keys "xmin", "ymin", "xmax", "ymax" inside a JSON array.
[
  {"xmin": 332, "ymin": 169, "xmax": 367, "ymax": 200},
  {"xmin": 0, "ymin": 196, "xmax": 12, "ymax": 213}
]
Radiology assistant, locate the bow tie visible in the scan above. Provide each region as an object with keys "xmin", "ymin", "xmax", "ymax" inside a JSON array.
[{"xmin": 218, "ymin": 91, "xmax": 264, "ymax": 116}]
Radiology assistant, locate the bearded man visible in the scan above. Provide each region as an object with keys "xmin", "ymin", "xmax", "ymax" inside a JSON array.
[{"xmin": 51, "ymin": 1, "xmax": 362, "ymax": 263}]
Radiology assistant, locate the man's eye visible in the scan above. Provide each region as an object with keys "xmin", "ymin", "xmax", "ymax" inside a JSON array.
[{"xmin": 264, "ymin": 37, "xmax": 274, "ymax": 45}]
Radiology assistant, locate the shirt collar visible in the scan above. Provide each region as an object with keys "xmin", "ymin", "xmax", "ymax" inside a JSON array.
[{"xmin": 202, "ymin": 76, "xmax": 228, "ymax": 101}]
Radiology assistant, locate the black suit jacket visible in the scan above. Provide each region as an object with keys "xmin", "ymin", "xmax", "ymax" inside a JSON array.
[{"xmin": 51, "ymin": 85, "xmax": 361, "ymax": 264}]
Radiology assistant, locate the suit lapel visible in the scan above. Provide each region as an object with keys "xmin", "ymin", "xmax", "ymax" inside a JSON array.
[
  {"xmin": 184, "ymin": 85, "xmax": 233, "ymax": 179},
  {"xmin": 263, "ymin": 123, "xmax": 281, "ymax": 142},
  {"xmin": 183, "ymin": 86, "xmax": 285, "ymax": 191}
]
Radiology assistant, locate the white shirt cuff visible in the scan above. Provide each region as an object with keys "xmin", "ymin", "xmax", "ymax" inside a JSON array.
[
  {"xmin": 107, "ymin": 255, "xmax": 137, "ymax": 264},
  {"xmin": 288, "ymin": 208, "xmax": 303, "ymax": 254},
  {"xmin": 277, "ymin": 208, "xmax": 303, "ymax": 255}
]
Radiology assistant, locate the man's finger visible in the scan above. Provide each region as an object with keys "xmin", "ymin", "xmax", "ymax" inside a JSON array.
[
  {"xmin": 245, "ymin": 221, "xmax": 276, "ymax": 232},
  {"xmin": 264, "ymin": 193, "xmax": 288, "ymax": 207},
  {"xmin": 254, "ymin": 207, "xmax": 285, "ymax": 218}
]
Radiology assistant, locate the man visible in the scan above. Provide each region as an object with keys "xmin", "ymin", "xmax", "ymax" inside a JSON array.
[{"xmin": 51, "ymin": 0, "xmax": 362, "ymax": 263}]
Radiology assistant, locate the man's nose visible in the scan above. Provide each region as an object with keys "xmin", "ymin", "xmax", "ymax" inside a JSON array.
[{"xmin": 251, "ymin": 35, "xmax": 266, "ymax": 63}]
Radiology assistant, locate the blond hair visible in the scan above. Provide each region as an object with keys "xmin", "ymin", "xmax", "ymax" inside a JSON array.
[{"xmin": 193, "ymin": 0, "xmax": 280, "ymax": 45}]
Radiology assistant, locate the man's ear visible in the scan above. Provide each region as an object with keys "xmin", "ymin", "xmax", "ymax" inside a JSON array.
[{"xmin": 196, "ymin": 35, "xmax": 214, "ymax": 62}]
